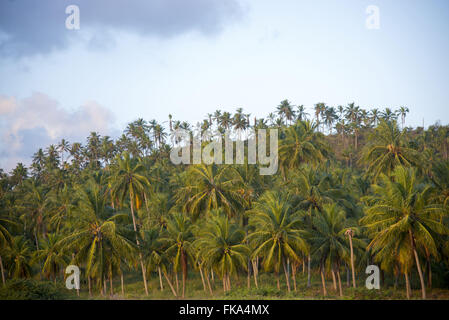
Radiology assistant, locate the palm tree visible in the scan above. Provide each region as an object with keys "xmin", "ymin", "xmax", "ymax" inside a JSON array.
[
  {"xmin": 277, "ymin": 100, "xmax": 295, "ymax": 125},
  {"xmin": 60, "ymin": 179, "xmax": 136, "ymax": 294},
  {"xmin": 247, "ymin": 191, "xmax": 308, "ymax": 292},
  {"xmin": 279, "ymin": 121, "xmax": 329, "ymax": 175},
  {"xmin": 397, "ymin": 107, "xmax": 410, "ymax": 130},
  {"xmin": 361, "ymin": 166, "xmax": 448, "ymax": 299},
  {"xmin": 58, "ymin": 139, "xmax": 70, "ymax": 166},
  {"xmin": 110, "ymin": 151, "xmax": 151, "ymax": 295},
  {"xmin": 309, "ymin": 204, "xmax": 359, "ymax": 296},
  {"xmin": 296, "ymin": 105, "xmax": 309, "ymax": 122},
  {"xmin": 33, "ymin": 233, "xmax": 68, "ymax": 282},
  {"xmin": 0, "ymin": 217, "xmax": 14, "ymax": 286},
  {"xmin": 4, "ymin": 236, "xmax": 33, "ymax": 279},
  {"xmin": 382, "ymin": 108, "xmax": 398, "ymax": 122},
  {"xmin": 176, "ymin": 164, "xmax": 243, "ymax": 219},
  {"xmin": 163, "ymin": 213, "xmax": 194, "ymax": 298},
  {"xmin": 360, "ymin": 120, "xmax": 420, "ymax": 181},
  {"xmin": 195, "ymin": 212, "xmax": 249, "ymax": 292},
  {"xmin": 370, "ymin": 108, "xmax": 380, "ymax": 126}
]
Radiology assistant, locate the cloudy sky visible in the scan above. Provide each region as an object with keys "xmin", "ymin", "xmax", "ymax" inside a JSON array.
[{"xmin": 1, "ymin": 0, "xmax": 449, "ymax": 171}]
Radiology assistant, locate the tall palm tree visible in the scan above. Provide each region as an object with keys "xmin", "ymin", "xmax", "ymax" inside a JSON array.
[
  {"xmin": 247, "ymin": 191, "xmax": 308, "ymax": 292},
  {"xmin": 277, "ymin": 100, "xmax": 295, "ymax": 125},
  {"xmin": 60, "ymin": 179, "xmax": 136, "ymax": 294},
  {"xmin": 110, "ymin": 151, "xmax": 151, "ymax": 295},
  {"xmin": 361, "ymin": 166, "xmax": 448, "ymax": 299},
  {"xmin": 296, "ymin": 105, "xmax": 309, "ymax": 122},
  {"xmin": 176, "ymin": 164, "xmax": 243, "ymax": 219},
  {"xmin": 163, "ymin": 213, "xmax": 194, "ymax": 298},
  {"xmin": 33, "ymin": 233, "xmax": 68, "ymax": 282},
  {"xmin": 309, "ymin": 204, "xmax": 359, "ymax": 296},
  {"xmin": 279, "ymin": 121, "xmax": 329, "ymax": 175},
  {"xmin": 4, "ymin": 236, "xmax": 33, "ymax": 279},
  {"xmin": 360, "ymin": 120, "xmax": 420, "ymax": 181},
  {"xmin": 194, "ymin": 212, "xmax": 249, "ymax": 292}
]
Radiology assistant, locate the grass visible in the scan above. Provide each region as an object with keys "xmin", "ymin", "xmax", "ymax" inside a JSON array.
[{"xmin": 64, "ymin": 271, "xmax": 449, "ymax": 300}]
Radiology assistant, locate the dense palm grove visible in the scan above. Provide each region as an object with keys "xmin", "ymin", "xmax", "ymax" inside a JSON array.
[{"xmin": 1, "ymin": 100, "xmax": 449, "ymax": 299}]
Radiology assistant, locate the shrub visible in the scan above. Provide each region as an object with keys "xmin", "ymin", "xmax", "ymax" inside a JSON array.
[{"xmin": 0, "ymin": 279, "xmax": 71, "ymax": 300}]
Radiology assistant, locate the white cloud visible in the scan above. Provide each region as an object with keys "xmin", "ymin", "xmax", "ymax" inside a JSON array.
[{"xmin": 0, "ymin": 92, "xmax": 115, "ymax": 172}]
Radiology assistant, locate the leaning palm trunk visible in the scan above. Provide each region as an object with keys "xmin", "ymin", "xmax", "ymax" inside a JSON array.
[
  {"xmin": 199, "ymin": 266, "xmax": 207, "ymax": 293},
  {"xmin": 162, "ymin": 269, "xmax": 177, "ymax": 297},
  {"xmin": 129, "ymin": 192, "xmax": 149, "ymax": 295},
  {"xmin": 0, "ymin": 255, "xmax": 5, "ymax": 286},
  {"xmin": 158, "ymin": 266, "xmax": 164, "ymax": 291},
  {"xmin": 121, "ymin": 273, "xmax": 125, "ymax": 296},
  {"xmin": 410, "ymin": 230, "xmax": 426, "ymax": 299},
  {"xmin": 205, "ymin": 269, "xmax": 213, "ymax": 296}
]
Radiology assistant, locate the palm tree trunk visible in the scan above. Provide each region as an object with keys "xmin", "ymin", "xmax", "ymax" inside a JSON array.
[
  {"xmin": 337, "ymin": 270, "xmax": 343, "ymax": 297},
  {"xmin": 307, "ymin": 254, "xmax": 311, "ymax": 288},
  {"xmin": 158, "ymin": 266, "xmax": 164, "ymax": 291},
  {"xmin": 405, "ymin": 272, "xmax": 411, "ymax": 299},
  {"xmin": 348, "ymin": 234, "xmax": 356, "ymax": 288},
  {"xmin": 223, "ymin": 276, "xmax": 227, "ymax": 293},
  {"xmin": 205, "ymin": 270, "xmax": 213, "ymax": 296},
  {"xmin": 247, "ymin": 258, "xmax": 251, "ymax": 289},
  {"xmin": 227, "ymin": 274, "xmax": 231, "ymax": 291},
  {"xmin": 252, "ymin": 260, "xmax": 259, "ymax": 288},
  {"xmin": 199, "ymin": 266, "xmax": 207, "ymax": 293},
  {"xmin": 320, "ymin": 267, "xmax": 327, "ymax": 296},
  {"xmin": 121, "ymin": 273, "xmax": 125, "ymax": 296},
  {"xmin": 410, "ymin": 230, "xmax": 426, "ymax": 299},
  {"xmin": 331, "ymin": 266, "xmax": 337, "ymax": 292},
  {"xmin": 162, "ymin": 270, "xmax": 177, "ymax": 297},
  {"xmin": 175, "ymin": 272, "xmax": 179, "ymax": 294},
  {"xmin": 282, "ymin": 258, "xmax": 291, "ymax": 292},
  {"xmin": 181, "ymin": 250, "xmax": 187, "ymax": 298},
  {"xmin": 292, "ymin": 263, "xmax": 297, "ymax": 292},
  {"xmin": 129, "ymin": 193, "xmax": 149, "ymax": 296},
  {"xmin": 0, "ymin": 255, "xmax": 5, "ymax": 286}
]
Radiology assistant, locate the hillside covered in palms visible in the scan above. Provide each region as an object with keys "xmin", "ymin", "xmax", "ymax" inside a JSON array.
[{"xmin": 1, "ymin": 101, "xmax": 449, "ymax": 300}]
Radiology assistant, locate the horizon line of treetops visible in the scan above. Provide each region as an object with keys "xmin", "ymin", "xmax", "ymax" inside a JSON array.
[{"xmin": 1, "ymin": 100, "xmax": 449, "ymax": 299}]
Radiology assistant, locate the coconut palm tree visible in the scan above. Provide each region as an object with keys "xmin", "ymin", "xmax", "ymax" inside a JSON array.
[
  {"xmin": 309, "ymin": 204, "xmax": 360, "ymax": 296},
  {"xmin": 163, "ymin": 213, "xmax": 194, "ymax": 298},
  {"xmin": 361, "ymin": 166, "xmax": 449, "ymax": 299},
  {"xmin": 194, "ymin": 212, "xmax": 249, "ymax": 292},
  {"xmin": 247, "ymin": 191, "xmax": 308, "ymax": 292},
  {"xmin": 279, "ymin": 121, "xmax": 329, "ymax": 175},
  {"xmin": 277, "ymin": 100, "xmax": 295, "ymax": 125},
  {"xmin": 110, "ymin": 151, "xmax": 151, "ymax": 295},
  {"xmin": 4, "ymin": 236, "xmax": 33, "ymax": 279},
  {"xmin": 360, "ymin": 120, "xmax": 420, "ymax": 181},
  {"xmin": 176, "ymin": 164, "xmax": 243, "ymax": 219},
  {"xmin": 33, "ymin": 233, "xmax": 68, "ymax": 282},
  {"xmin": 59, "ymin": 179, "xmax": 136, "ymax": 294}
]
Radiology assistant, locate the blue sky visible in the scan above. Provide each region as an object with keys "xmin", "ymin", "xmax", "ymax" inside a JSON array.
[{"xmin": 1, "ymin": 0, "xmax": 449, "ymax": 170}]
